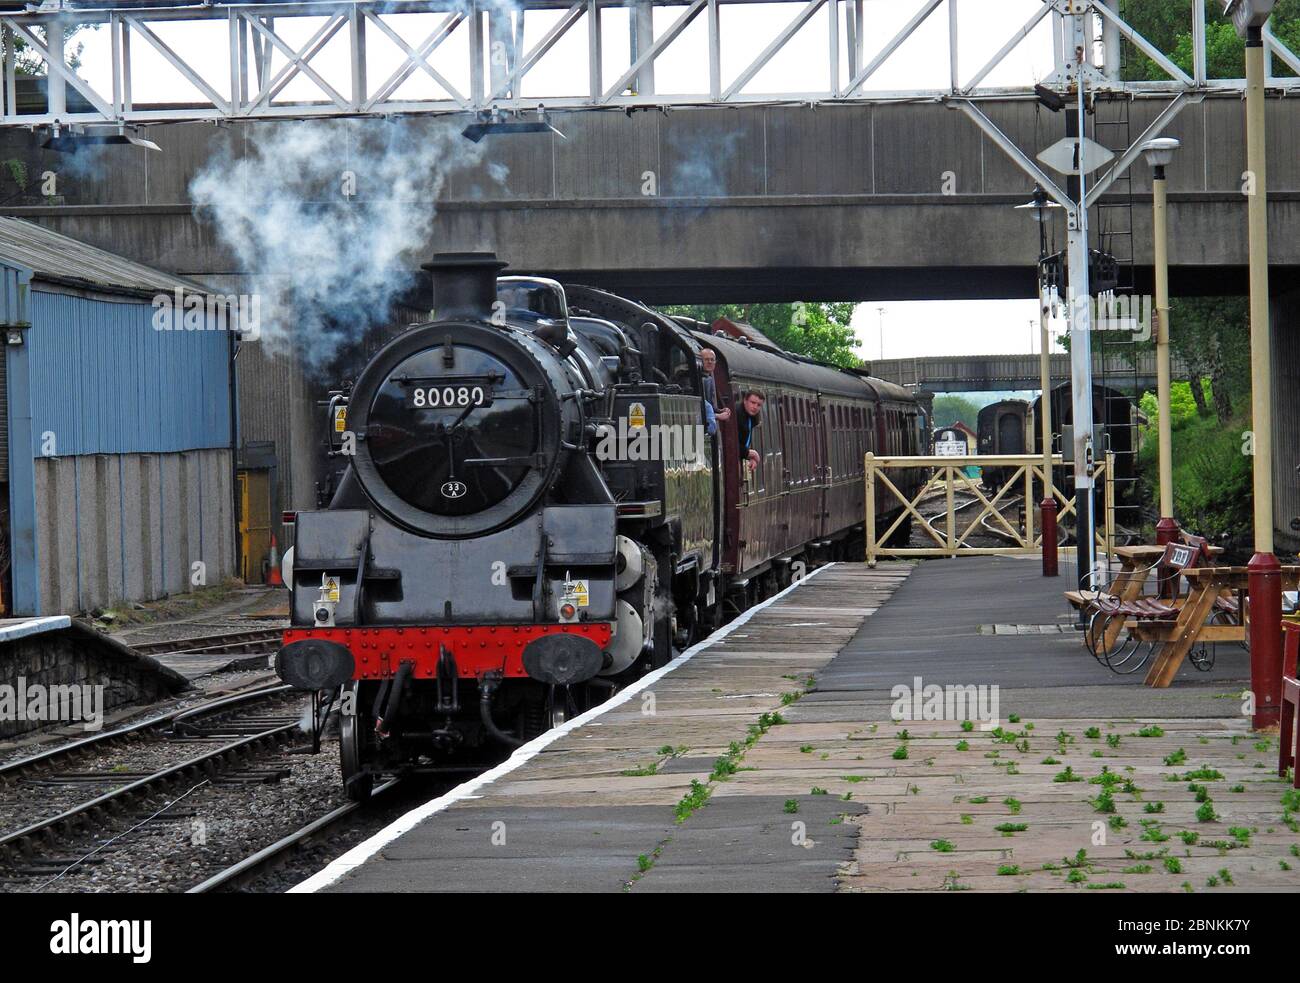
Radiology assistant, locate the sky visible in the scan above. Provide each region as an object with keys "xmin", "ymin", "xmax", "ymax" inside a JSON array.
[{"xmin": 65, "ymin": 0, "xmax": 1067, "ymax": 358}]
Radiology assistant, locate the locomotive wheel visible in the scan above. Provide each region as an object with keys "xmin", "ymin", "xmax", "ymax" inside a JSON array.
[{"xmin": 340, "ymin": 682, "xmax": 374, "ymax": 804}]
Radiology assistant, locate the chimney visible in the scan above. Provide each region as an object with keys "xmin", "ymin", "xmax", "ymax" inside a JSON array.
[{"xmin": 421, "ymin": 252, "xmax": 508, "ymax": 320}]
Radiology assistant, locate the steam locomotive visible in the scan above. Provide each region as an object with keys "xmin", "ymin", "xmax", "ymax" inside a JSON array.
[{"xmin": 275, "ymin": 253, "xmax": 924, "ymax": 800}]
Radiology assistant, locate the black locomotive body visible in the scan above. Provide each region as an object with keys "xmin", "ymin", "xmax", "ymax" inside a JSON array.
[{"xmin": 275, "ymin": 254, "xmax": 921, "ymax": 799}]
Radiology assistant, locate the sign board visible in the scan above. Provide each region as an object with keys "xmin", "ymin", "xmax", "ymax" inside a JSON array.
[
  {"xmin": 1037, "ymin": 136, "xmax": 1115, "ymax": 176},
  {"xmin": 935, "ymin": 440, "xmax": 966, "ymax": 456}
]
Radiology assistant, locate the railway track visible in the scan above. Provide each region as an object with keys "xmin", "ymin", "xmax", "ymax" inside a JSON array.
[
  {"xmin": 129, "ymin": 628, "xmax": 284, "ymax": 657},
  {"xmin": 187, "ymin": 778, "xmax": 401, "ymax": 893},
  {"xmin": 0, "ymin": 685, "xmax": 306, "ymax": 883}
]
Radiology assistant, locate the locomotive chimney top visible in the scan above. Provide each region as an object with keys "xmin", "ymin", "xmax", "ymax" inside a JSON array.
[{"xmin": 422, "ymin": 252, "xmax": 508, "ymax": 320}]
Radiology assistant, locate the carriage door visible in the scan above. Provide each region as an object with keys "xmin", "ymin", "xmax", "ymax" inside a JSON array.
[{"xmin": 815, "ymin": 398, "xmax": 830, "ymax": 539}]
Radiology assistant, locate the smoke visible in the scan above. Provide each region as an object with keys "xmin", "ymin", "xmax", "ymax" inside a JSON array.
[
  {"xmin": 191, "ymin": 117, "xmax": 502, "ymax": 363},
  {"xmin": 668, "ymin": 128, "xmax": 746, "ymax": 198}
]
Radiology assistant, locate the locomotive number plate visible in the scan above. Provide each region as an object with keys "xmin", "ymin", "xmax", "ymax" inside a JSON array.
[{"xmin": 406, "ymin": 379, "xmax": 494, "ymax": 410}]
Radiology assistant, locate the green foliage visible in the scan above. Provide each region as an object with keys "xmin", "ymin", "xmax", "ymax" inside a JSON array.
[
  {"xmin": 661, "ymin": 302, "xmax": 861, "ymax": 368},
  {"xmin": 1123, "ymin": 1, "xmax": 1300, "ymax": 81},
  {"xmin": 932, "ymin": 394, "xmax": 983, "ymax": 430}
]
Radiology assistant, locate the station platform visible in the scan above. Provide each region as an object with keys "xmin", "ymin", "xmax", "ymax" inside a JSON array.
[{"xmin": 297, "ymin": 557, "xmax": 1296, "ymax": 894}]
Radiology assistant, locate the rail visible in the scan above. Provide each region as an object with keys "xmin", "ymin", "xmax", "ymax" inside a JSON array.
[{"xmin": 864, "ymin": 452, "xmax": 1115, "ymax": 565}]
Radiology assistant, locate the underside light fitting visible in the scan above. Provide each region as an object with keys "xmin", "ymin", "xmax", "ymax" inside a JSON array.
[
  {"xmin": 462, "ymin": 106, "xmax": 565, "ymax": 143},
  {"xmin": 1033, "ymin": 83, "xmax": 1065, "ymax": 113},
  {"xmin": 40, "ymin": 123, "xmax": 161, "ymax": 153}
]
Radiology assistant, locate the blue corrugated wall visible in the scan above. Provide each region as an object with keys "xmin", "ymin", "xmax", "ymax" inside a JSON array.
[{"xmin": 27, "ymin": 291, "xmax": 232, "ymax": 454}]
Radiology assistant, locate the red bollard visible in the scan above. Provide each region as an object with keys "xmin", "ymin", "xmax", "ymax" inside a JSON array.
[
  {"xmin": 1249, "ymin": 550, "xmax": 1283, "ymax": 730},
  {"xmin": 1155, "ymin": 516, "xmax": 1180, "ymax": 546},
  {"xmin": 1040, "ymin": 498, "xmax": 1058, "ymax": 577}
]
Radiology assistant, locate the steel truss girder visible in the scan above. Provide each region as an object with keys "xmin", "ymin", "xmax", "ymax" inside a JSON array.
[{"xmin": 1, "ymin": 0, "xmax": 1297, "ymax": 127}]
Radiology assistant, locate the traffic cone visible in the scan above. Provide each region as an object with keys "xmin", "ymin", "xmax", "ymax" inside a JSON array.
[{"xmin": 266, "ymin": 534, "xmax": 283, "ymax": 586}]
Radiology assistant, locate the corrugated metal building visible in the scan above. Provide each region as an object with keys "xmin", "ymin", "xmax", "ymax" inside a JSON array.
[{"xmin": 0, "ymin": 218, "xmax": 236, "ymax": 615}]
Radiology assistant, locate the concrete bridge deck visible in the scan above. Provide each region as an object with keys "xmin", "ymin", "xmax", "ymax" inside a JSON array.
[{"xmin": 294, "ymin": 556, "xmax": 1296, "ymax": 894}]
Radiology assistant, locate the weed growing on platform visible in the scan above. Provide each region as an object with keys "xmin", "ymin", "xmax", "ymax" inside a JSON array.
[
  {"xmin": 1066, "ymin": 869, "xmax": 1087, "ymax": 884},
  {"xmin": 995, "ymin": 823, "xmax": 1028, "ymax": 836},
  {"xmin": 1230, "ymin": 784, "xmax": 1245, "ymax": 793},
  {"xmin": 1003, "ymin": 797, "xmax": 1022, "ymax": 814},
  {"xmin": 784, "ymin": 799, "xmax": 798, "ymax": 814},
  {"xmin": 1189, "ymin": 782, "xmax": 1210, "ymax": 802},
  {"xmin": 1281, "ymin": 860, "xmax": 1292, "ymax": 871},
  {"xmin": 956, "ymin": 740, "xmax": 969, "ymax": 751},
  {"xmin": 941, "ymin": 871, "xmax": 969, "ymax": 891},
  {"xmin": 811, "ymin": 787, "xmax": 828, "ymax": 796},
  {"xmin": 930, "ymin": 839, "xmax": 954, "ymax": 852},
  {"xmin": 1137, "ymin": 725, "xmax": 1165, "ymax": 737},
  {"xmin": 1179, "ymin": 830, "xmax": 1200, "ymax": 845},
  {"xmin": 1106, "ymin": 734, "xmax": 1121, "ymax": 749},
  {"xmin": 1092, "ymin": 790, "xmax": 1117, "ymax": 813},
  {"xmin": 1183, "ymin": 765, "xmax": 1224, "ymax": 781},
  {"xmin": 996, "ymin": 864, "xmax": 1020, "ymax": 875},
  {"xmin": 1228, "ymin": 826, "xmax": 1251, "ymax": 845},
  {"xmin": 1140, "ymin": 821, "xmax": 1170, "ymax": 843},
  {"xmin": 1145, "ymin": 802, "xmax": 1165, "ymax": 814},
  {"xmin": 892, "ymin": 745, "xmax": 909, "ymax": 760},
  {"xmin": 674, "ymin": 780, "xmax": 711, "ymax": 823},
  {"xmin": 1196, "ymin": 801, "xmax": 1219, "ymax": 822},
  {"xmin": 1164, "ymin": 748, "xmax": 1187, "ymax": 766},
  {"xmin": 960, "ymin": 814, "xmax": 973, "ymax": 824},
  {"xmin": 622, "ymin": 762, "xmax": 659, "ymax": 777},
  {"xmin": 1164, "ymin": 857, "xmax": 1183, "ymax": 874},
  {"xmin": 1125, "ymin": 847, "xmax": 1168, "ymax": 861},
  {"xmin": 1086, "ymin": 882, "xmax": 1125, "ymax": 890},
  {"xmin": 969, "ymin": 795, "xmax": 989, "ymax": 804},
  {"xmin": 1124, "ymin": 864, "xmax": 1153, "ymax": 874},
  {"xmin": 960, "ymin": 720, "xmax": 974, "ymax": 732},
  {"xmin": 1054, "ymin": 766, "xmax": 1082, "ymax": 783},
  {"xmin": 896, "ymin": 728, "xmax": 911, "ymax": 741},
  {"xmin": 1041, "ymin": 756, "xmax": 1059, "ymax": 765},
  {"xmin": 1084, "ymin": 727, "xmax": 1101, "ymax": 739},
  {"xmin": 1110, "ymin": 815, "xmax": 1128, "ymax": 830},
  {"xmin": 1008, "ymin": 713, "xmax": 1020, "ymax": 723},
  {"xmin": 780, "ymin": 691, "xmax": 801, "ymax": 706}
]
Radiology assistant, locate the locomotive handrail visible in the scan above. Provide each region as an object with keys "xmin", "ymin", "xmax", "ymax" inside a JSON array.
[{"xmin": 864, "ymin": 452, "xmax": 1116, "ymax": 566}]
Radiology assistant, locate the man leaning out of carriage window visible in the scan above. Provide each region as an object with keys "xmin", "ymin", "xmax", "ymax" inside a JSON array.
[{"xmin": 737, "ymin": 390, "xmax": 764, "ymax": 471}]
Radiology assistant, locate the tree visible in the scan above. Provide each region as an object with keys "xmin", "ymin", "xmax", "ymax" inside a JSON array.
[
  {"xmin": 931, "ymin": 394, "xmax": 983, "ymax": 430},
  {"xmin": 1123, "ymin": 1, "xmax": 1300, "ymax": 81},
  {"xmin": 1167, "ymin": 297, "xmax": 1251, "ymax": 424},
  {"xmin": 662, "ymin": 302, "xmax": 862, "ymax": 368}
]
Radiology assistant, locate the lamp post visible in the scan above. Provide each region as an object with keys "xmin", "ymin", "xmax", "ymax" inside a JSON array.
[
  {"xmin": 1017, "ymin": 185, "xmax": 1063, "ymax": 577},
  {"xmin": 876, "ymin": 307, "xmax": 886, "ymax": 361},
  {"xmin": 1225, "ymin": 0, "xmax": 1280, "ymax": 730},
  {"xmin": 1141, "ymin": 137, "xmax": 1181, "ymax": 548}
]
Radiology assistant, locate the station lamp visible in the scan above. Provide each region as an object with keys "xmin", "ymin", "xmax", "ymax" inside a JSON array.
[{"xmin": 1223, "ymin": 0, "xmax": 1276, "ymax": 36}]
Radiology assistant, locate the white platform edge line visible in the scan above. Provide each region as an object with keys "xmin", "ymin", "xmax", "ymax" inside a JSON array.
[
  {"xmin": 288, "ymin": 560, "xmax": 839, "ymax": 893},
  {"xmin": 0, "ymin": 616, "xmax": 72, "ymax": 643}
]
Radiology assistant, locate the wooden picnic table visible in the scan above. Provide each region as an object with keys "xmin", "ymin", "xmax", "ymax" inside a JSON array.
[{"xmin": 1143, "ymin": 565, "xmax": 1300, "ymax": 688}]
